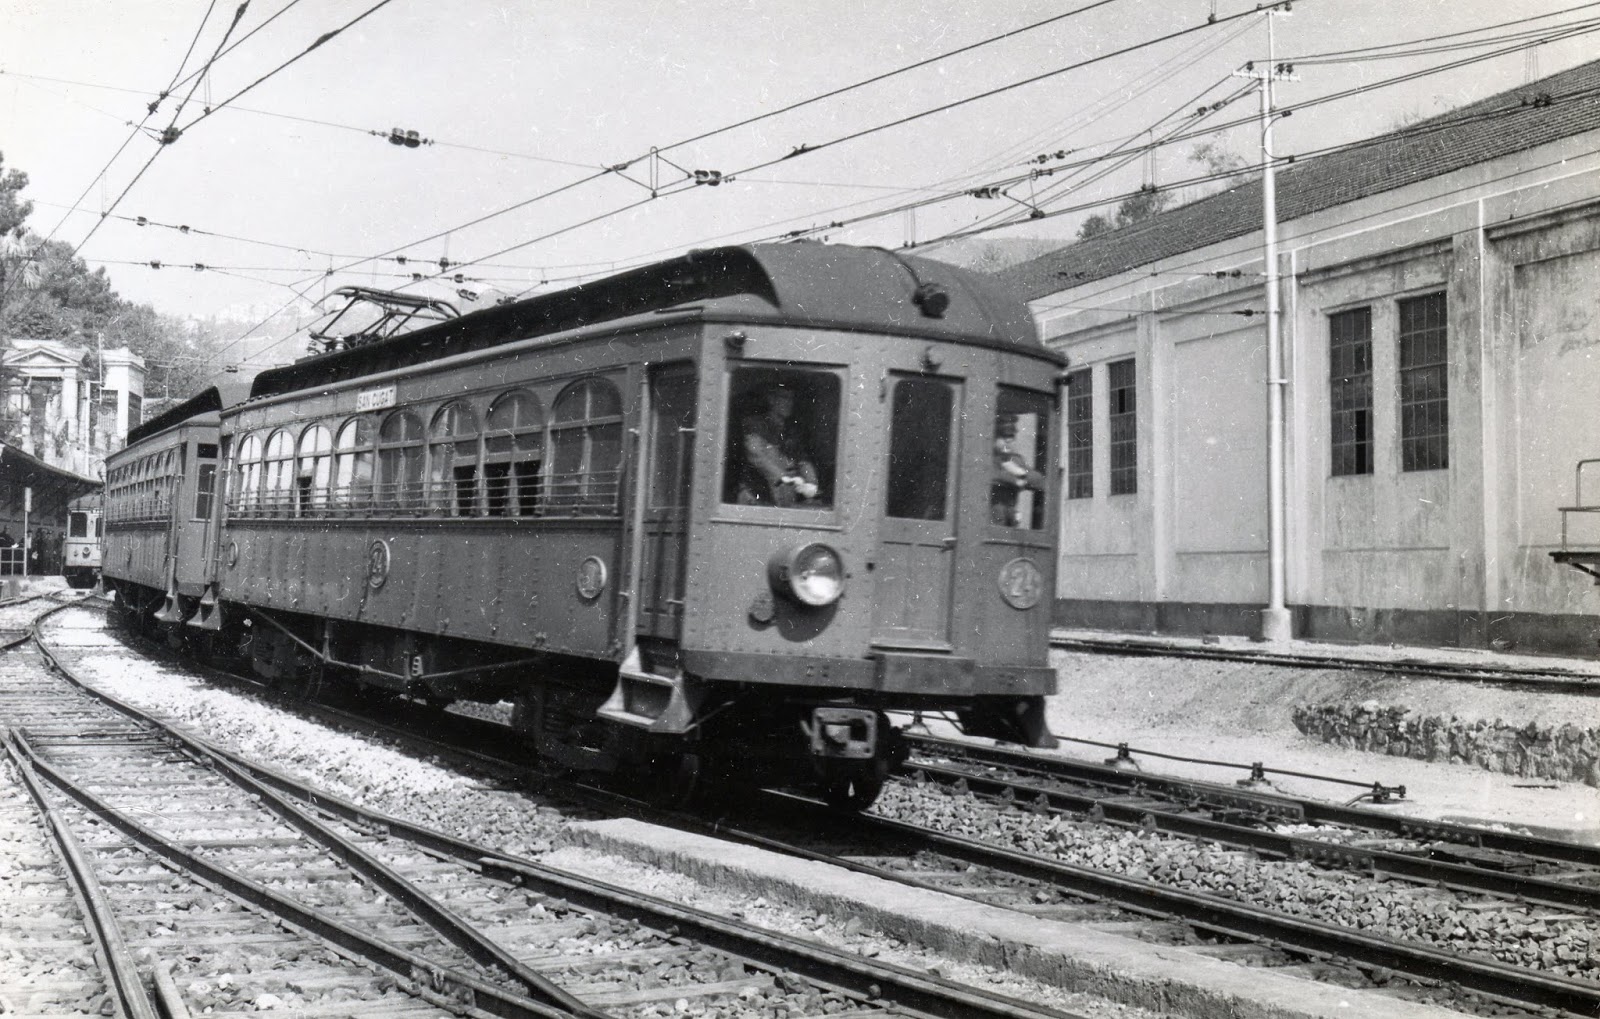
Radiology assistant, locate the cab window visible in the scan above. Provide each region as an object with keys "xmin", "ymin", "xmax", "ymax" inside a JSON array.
[
  {"xmin": 721, "ymin": 367, "xmax": 839, "ymax": 510},
  {"xmin": 991, "ymin": 387, "xmax": 1051, "ymax": 530}
]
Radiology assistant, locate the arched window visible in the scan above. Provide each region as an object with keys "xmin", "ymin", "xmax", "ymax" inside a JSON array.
[
  {"xmin": 333, "ymin": 417, "xmax": 374, "ymax": 510},
  {"xmin": 263, "ymin": 430, "xmax": 295, "ymax": 516},
  {"xmin": 549, "ymin": 378, "xmax": 623, "ymax": 516},
  {"xmin": 378, "ymin": 410, "xmax": 425, "ymax": 511},
  {"xmin": 483, "ymin": 390, "xmax": 544, "ymax": 517},
  {"xmin": 233, "ymin": 433, "xmax": 263, "ymax": 515},
  {"xmin": 428, "ymin": 402, "xmax": 480, "ymax": 516},
  {"xmin": 296, "ymin": 424, "xmax": 333, "ymax": 516}
]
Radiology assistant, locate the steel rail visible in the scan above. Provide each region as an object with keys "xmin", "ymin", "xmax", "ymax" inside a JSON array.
[
  {"xmin": 749, "ymin": 789, "xmax": 1600, "ymax": 1017},
  {"xmin": 903, "ymin": 758, "xmax": 1600, "ymax": 914},
  {"xmin": 907, "ymin": 733, "xmax": 1600, "ymax": 868},
  {"xmin": 190, "ymin": 739, "xmax": 1079, "ymax": 1019},
  {"xmin": 25, "ymin": 604, "xmax": 603, "ymax": 1018},
  {"xmin": 30, "ymin": 604, "xmax": 1076, "ymax": 1019},
  {"xmin": 1, "ymin": 729, "xmax": 161, "ymax": 1019},
  {"xmin": 7, "ymin": 728, "xmax": 577, "ymax": 1019},
  {"xmin": 176, "ymin": 735, "xmax": 614, "ymax": 1019},
  {"xmin": 1051, "ymin": 634, "xmax": 1600, "ymax": 693}
]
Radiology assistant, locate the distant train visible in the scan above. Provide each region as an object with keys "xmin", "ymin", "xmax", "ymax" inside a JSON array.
[
  {"xmin": 102, "ymin": 243, "xmax": 1066, "ymax": 807},
  {"xmin": 63, "ymin": 492, "xmax": 103, "ymax": 589}
]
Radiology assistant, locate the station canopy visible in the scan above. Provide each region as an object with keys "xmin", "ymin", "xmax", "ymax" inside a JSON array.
[{"xmin": 0, "ymin": 443, "xmax": 102, "ymax": 505}]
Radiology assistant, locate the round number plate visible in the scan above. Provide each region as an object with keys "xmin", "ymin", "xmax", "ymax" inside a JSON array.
[
  {"xmin": 576, "ymin": 556, "xmax": 608, "ymax": 600},
  {"xmin": 997, "ymin": 557, "xmax": 1044, "ymax": 610},
  {"xmin": 367, "ymin": 539, "xmax": 391, "ymax": 590}
]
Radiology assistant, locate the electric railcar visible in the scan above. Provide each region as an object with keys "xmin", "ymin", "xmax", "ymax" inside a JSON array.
[
  {"xmin": 63, "ymin": 492, "xmax": 103, "ymax": 588},
  {"xmin": 103, "ymin": 243, "xmax": 1066, "ymax": 806}
]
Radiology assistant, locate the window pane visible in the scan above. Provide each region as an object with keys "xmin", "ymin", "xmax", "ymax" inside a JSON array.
[
  {"xmin": 886, "ymin": 378, "xmax": 954, "ymax": 521},
  {"xmin": 993, "ymin": 387, "xmax": 1051, "ymax": 529},
  {"xmin": 1065, "ymin": 368, "xmax": 1092, "ymax": 500},
  {"xmin": 1108, "ymin": 358, "xmax": 1137, "ymax": 495},
  {"xmin": 1329, "ymin": 307, "xmax": 1373, "ymax": 477},
  {"xmin": 1398, "ymin": 292, "xmax": 1448, "ymax": 473},
  {"xmin": 721, "ymin": 367, "xmax": 840, "ymax": 509},
  {"xmin": 548, "ymin": 378, "xmax": 623, "ymax": 516}
]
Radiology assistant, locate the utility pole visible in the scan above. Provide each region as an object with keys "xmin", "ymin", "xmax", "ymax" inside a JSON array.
[{"xmin": 1235, "ymin": 4, "xmax": 1298, "ymax": 642}]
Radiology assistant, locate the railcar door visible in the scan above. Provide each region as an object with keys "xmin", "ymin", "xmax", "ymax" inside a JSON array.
[
  {"xmin": 871, "ymin": 375, "xmax": 962, "ymax": 648},
  {"xmin": 636, "ymin": 364, "xmax": 697, "ymax": 639}
]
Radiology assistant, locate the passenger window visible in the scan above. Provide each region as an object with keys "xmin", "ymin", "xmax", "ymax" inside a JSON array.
[
  {"xmin": 885, "ymin": 378, "xmax": 955, "ymax": 521},
  {"xmin": 992, "ymin": 388, "xmax": 1051, "ymax": 530},
  {"xmin": 549, "ymin": 379, "xmax": 623, "ymax": 516},
  {"xmin": 378, "ymin": 411, "xmax": 425, "ymax": 511},
  {"xmin": 484, "ymin": 390, "xmax": 544, "ymax": 517},
  {"xmin": 429, "ymin": 402, "xmax": 480, "ymax": 516},
  {"xmin": 334, "ymin": 418, "xmax": 375, "ymax": 509},
  {"xmin": 296, "ymin": 425, "xmax": 333, "ymax": 516},
  {"xmin": 721, "ymin": 367, "xmax": 839, "ymax": 510},
  {"xmin": 234, "ymin": 433, "xmax": 263, "ymax": 515},
  {"xmin": 263, "ymin": 430, "xmax": 294, "ymax": 516}
]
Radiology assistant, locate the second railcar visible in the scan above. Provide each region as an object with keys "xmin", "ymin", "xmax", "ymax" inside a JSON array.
[
  {"xmin": 63, "ymin": 492, "xmax": 103, "ymax": 588},
  {"xmin": 112, "ymin": 243, "xmax": 1067, "ymax": 806}
]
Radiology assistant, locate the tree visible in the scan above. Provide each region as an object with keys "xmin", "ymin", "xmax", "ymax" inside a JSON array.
[{"xmin": 1077, "ymin": 185, "xmax": 1170, "ymax": 241}]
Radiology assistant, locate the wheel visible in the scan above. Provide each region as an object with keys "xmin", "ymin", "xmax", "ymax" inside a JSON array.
[
  {"xmin": 821, "ymin": 772, "xmax": 884, "ymax": 812},
  {"xmin": 646, "ymin": 751, "xmax": 703, "ymax": 809}
]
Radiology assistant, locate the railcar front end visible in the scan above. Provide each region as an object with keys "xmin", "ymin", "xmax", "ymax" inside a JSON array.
[
  {"xmin": 128, "ymin": 245, "xmax": 1062, "ymax": 808},
  {"xmin": 63, "ymin": 494, "xmax": 103, "ymax": 589}
]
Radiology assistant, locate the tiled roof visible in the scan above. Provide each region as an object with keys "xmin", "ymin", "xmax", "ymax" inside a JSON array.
[{"xmin": 996, "ymin": 58, "xmax": 1600, "ymax": 301}]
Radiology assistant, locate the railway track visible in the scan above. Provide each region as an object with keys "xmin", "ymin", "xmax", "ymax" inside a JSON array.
[
  {"xmin": 1051, "ymin": 633, "xmax": 1600, "ymax": 694},
  {"xmin": 35, "ymin": 599, "xmax": 1600, "ymax": 1016},
  {"xmin": 4, "ymin": 598, "xmax": 1086, "ymax": 1019}
]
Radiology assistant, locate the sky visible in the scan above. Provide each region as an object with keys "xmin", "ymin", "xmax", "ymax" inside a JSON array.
[{"xmin": 2, "ymin": 0, "xmax": 1597, "ymax": 376}]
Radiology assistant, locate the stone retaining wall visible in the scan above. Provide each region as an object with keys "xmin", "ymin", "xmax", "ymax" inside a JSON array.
[{"xmin": 1292, "ymin": 701, "xmax": 1600, "ymax": 788}]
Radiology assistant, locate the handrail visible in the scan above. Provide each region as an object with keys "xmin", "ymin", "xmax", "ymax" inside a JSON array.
[{"xmin": 1558, "ymin": 458, "xmax": 1600, "ymax": 551}]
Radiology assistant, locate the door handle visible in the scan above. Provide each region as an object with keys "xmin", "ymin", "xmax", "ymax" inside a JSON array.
[{"xmin": 942, "ymin": 536, "xmax": 957, "ymax": 549}]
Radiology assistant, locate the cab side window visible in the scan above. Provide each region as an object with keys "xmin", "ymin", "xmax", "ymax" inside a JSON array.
[
  {"xmin": 721, "ymin": 367, "xmax": 839, "ymax": 510},
  {"xmin": 991, "ymin": 387, "xmax": 1051, "ymax": 530}
]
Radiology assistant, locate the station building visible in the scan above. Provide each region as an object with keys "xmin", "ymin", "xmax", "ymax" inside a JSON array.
[
  {"xmin": 998, "ymin": 58, "xmax": 1600, "ymax": 656},
  {"xmin": 0, "ymin": 339, "xmax": 132, "ymax": 575},
  {"xmin": 1, "ymin": 339, "xmax": 144, "ymax": 479}
]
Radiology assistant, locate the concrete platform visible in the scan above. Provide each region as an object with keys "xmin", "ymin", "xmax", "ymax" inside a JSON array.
[{"xmin": 559, "ymin": 818, "xmax": 1465, "ymax": 1019}]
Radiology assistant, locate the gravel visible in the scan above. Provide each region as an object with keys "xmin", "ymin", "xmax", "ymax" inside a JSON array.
[
  {"xmin": 869, "ymin": 776, "xmax": 1600, "ymax": 981},
  {"xmin": 38, "ymin": 608, "xmax": 1184, "ymax": 1019}
]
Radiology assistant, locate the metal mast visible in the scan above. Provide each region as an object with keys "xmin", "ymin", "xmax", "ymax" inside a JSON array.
[{"xmin": 1236, "ymin": 4, "xmax": 1298, "ymax": 641}]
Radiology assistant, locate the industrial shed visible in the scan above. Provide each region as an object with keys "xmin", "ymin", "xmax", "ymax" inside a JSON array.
[{"xmin": 999, "ymin": 58, "xmax": 1600, "ymax": 656}]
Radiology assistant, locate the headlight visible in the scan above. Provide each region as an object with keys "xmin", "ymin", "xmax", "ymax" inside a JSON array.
[{"xmin": 769, "ymin": 542, "xmax": 845, "ymax": 607}]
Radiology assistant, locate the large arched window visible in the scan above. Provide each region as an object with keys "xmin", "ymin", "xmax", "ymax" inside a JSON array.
[
  {"xmin": 428, "ymin": 402, "xmax": 480, "ymax": 516},
  {"xmin": 233, "ymin": 433, "xmax": 263, "ymax": 515},
  {"xmin": 483, "ymin": 390, "xmax": 543, "ymax": 517},
  {"xmin": 263, "ymin": 430, "xmax": 295, "ymax": 516},
  {"xmin": 549, "ymin": 377, "xmax": 623, "ymax": 516},
  {"xmin": 296, "ymin": 424, "xmax": 333, "ymax": 516},
  {"xmin": 333, "ymin": 417, "xmax": 374, "ymax": 511},
  {"xmin": 378, "ymin": 410, "xmax": 425, "ymax": 511}
]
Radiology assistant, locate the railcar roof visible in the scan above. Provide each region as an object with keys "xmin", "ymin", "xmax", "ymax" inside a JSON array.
[
  {"xmin": 249, "ymin": 243, "xmax": 1059, "ymax": 401},
  {"xmin": 125, "ymin": 381, "xmax": 252, "ymax": 445}
]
